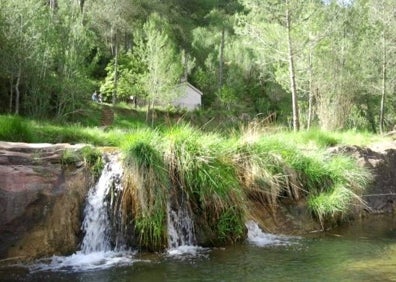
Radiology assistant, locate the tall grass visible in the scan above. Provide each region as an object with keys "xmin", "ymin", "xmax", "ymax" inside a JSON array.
[
  {"xmin": 116, "ymin": 124, "xmax": 372, "ymax": 248},
  {"xmin": 0, "ymin": 115, "xmax": 33, "ymax": 142},
  {"xmin": 61, "ymin": 145, "xmax": 104, "ymax": 179},
  {"xmin": 120, "ymin": 123, "xmax": 372, "ymax": 247},
  {"xmin": 1, "ymin": 113, "xmax": 375, "ymax": 245},
  {"xmin": 0, "ymin": 114, "xmax": 126, "ymax": 145},
  {"xmin": 121, "ymin": 129, "xmax": 169, "ymax": 250},
  {"xmin": 163, "ymin": 125, "xmax": 246, "ymax": 244},
  {"xmin": 232, "ymin": 139, "xmax": 293, "ymax": 215},
  {"xmin": 231, "ymin": 129, "xmax": 371, "ymax": 229},
  {"xmin": 306, "ymin": 155, "xmax": 371, "ymax": 228}
]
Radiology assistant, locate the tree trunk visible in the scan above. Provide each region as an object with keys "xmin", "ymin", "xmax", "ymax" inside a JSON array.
[
  {"xmin": 182, "ymin": 49, "xmax": 188, "ymax": 81},
  {"xmin": 218, "ymin": 27, "xmax": 225, "ymax": 90},
  {"xmin": 79, "ymin": 0, "xmax": 85, "ymax": 14},
  {"xmin": 146, "ymin": 101, "xmax": 150, "ymax": 123},
  {"xmin": 112, "ymin": 32, "xmax": 118, "ymax": 107},
  {"xmin": 151, "ymin": 100, "xmax": 155, "ymax": 127},
  {"xmin": 9, "ymin": 75, "xmax": 14, "ymax": 113},
  {"xmin": 307, "ymin": 50, "xmax": 313, "ymax": 130},
  {"xmin": 379, "ymin": 30, "xmax": 386, "ymax": 134},
  {"xmin": 48, "ymin": 0, "xmax": 58, "ymax": 11},
  {"xmin": 15, "ymin": 65, "xmax": 21, "ymax": 115},
  {"xmin": 286, "ymin": 2, "xmax": 300, "ymax": 132}
]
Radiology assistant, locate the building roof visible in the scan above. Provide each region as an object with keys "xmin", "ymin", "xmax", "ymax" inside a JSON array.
[{"xmin": 179, "ymin": 81, "xmax": 203, "ymax": 96}]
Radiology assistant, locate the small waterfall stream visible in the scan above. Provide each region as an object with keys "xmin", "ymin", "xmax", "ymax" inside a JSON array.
[
  {"xmin": 245, "ymin": 220, "xmax": 297, "ymax": 247},
  {"xmin": 80, "ymin": 154, "xmax": 123, "ymax": 253},
  {"xmin": 167, "ymin": 202, "xmax": 196, "ymax": 248},
  {"xmin": 166, "ymin": 193, "xmax": 203, "ymax": 256},
  {"xmin": 30, "ymin": 154, "xmax": 137, "ymax": 272}
]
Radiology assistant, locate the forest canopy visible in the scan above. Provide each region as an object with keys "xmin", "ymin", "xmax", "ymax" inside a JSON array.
[{"xmin": 0, "ymin": 0, "xmax": 394, "ymax": 132}]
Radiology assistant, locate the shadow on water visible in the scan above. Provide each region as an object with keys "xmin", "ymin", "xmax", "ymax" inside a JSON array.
[{"xmin": 2, "ymin": 215, "xmax": 396, "ymax": 282}]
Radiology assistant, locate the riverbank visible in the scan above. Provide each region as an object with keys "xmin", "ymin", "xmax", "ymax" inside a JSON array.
[
  {"xmin": 1, "ymin": 133, "xmax": 394, "ymax": 260},
  {"xmin": 1, "ymin": 113, "xmax": 395, "ymax": 259}
]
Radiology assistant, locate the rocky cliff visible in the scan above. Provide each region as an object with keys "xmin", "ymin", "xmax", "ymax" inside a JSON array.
[
  {"xmin": 0, "ymin": 142, "xmax": 93, "ymax": 261},
  {"xmin": 334, "ymin": 141, "xmax": 396, "ymax": 214}
]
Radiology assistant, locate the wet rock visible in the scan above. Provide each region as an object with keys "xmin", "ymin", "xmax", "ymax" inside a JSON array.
[{"xmin": 0, "ymin": 142, "xmax": 93, "ymax": 261}]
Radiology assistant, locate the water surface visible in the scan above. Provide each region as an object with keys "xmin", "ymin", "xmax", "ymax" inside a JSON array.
[{"xmin": 1, "ymin": 215, "xmax": 396, "ymax": 282}]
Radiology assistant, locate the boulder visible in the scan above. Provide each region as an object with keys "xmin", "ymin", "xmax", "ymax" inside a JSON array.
[{"xmin": 0, "ymin": 142, "xmax": 93, "ymax": 261}]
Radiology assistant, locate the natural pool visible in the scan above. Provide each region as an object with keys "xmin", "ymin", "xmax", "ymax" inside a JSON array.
[{"xmin": 1, "ymin": 215, "xmax": 396, "ymax": 282}]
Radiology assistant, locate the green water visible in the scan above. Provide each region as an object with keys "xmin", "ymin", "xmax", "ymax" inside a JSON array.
[{"xmin": 1, "ymin": 216, "xmax": 396, "ymax": 282}]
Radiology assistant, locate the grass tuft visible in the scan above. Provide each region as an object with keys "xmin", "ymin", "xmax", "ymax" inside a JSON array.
[
  {"xmin": 0, "ymin": 115, "xmax": 33, "ymax": 142},
  {"xmin": 163, "ymin": 124, "xmax": 246, "ymax": 243},
  {"xmin": 121, "ymin": 129, "xmax": 168, "ymax": 250}
]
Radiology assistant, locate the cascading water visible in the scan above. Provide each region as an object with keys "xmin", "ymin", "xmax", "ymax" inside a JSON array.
[
  {"xmin": 166, "ymin": 194, "xmax": 205, "ymax": 257},
  {"xmin": 30, "ymin": 153, "xmax": 138, "ymax": 272},
  {"xmin": 167, "ymin": 202, "xmax": 196, "ymax": 248},
  {"xmin": 80, "ymin": 154, "xmax": 123, "ymax": 253},
  {"xmin": 245, "ymin": 220, "xmax": 298, "ymax": 247}
]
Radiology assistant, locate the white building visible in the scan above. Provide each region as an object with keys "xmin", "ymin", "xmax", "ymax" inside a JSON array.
[{"xmin": 173, "ymin": 81, "xmax": 203, "ymax": 110}]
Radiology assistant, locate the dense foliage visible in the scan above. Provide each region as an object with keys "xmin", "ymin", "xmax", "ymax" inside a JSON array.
[{"xmin": 0, "ymin": 0, "xmax": 395, "ymax": 131}]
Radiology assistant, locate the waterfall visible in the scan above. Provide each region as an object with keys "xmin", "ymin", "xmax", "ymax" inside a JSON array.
[
  {"xmin": 167, "ymin": 201, "xmax": 196, "ymax": 249},
  {"xmin": 80, "ymin": 153, "xmax": 124, "ymax": 253},
  {"xmin": 29, "ymin": 154, "xmax": 138, "ymax": 272},
  {"xmin": 245, "ymin": 220, "xmax": 297, "ymax": 247},
  {"xmin": 166, "ymin": 192, "xmax": 203, "ymax": 256}
]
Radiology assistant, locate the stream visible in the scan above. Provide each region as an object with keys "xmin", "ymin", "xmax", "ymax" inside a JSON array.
[
  {"xmin": 1, "ymin": 215, "xmax": 396, "ymax": 281},
  {"xmin": 1, "ymin": 156, "xmax": 395, "ymax": 281}
]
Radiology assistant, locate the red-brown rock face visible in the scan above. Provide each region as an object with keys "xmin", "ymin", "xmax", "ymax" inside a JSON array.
[
  {"xmin": 0, "ymin": 142, "xmax": 93, "ymax": 261},
  {"xmin": 329, "ymin": 141, "xmax": 396, "ymax": 214}
]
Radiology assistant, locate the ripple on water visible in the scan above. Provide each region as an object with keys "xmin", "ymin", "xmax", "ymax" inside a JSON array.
[{"xmin": 28, "ymin": 251, "xmax": 144, "ymax": 273}]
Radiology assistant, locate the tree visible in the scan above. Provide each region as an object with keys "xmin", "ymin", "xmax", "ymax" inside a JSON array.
[
  {"xmin": 85, "ymin": 0, "xmax": 138, "ymax": 106},
  {"xmin": 367, "ymin": 0, "xmax": 396, "ymax": 133},
  {"xmin": 0, "ymin": 0, "xmax": 95, "ymax": 119},
  {"xmin": 139, "ymin": 14, "xmax": 183, "ymax": 124},
  {"xmin": 100, "ymin": 49, "xmax": 147, "ymax": 102},
  {"xmin": 237, "ymin": 0, "xmax": 316, "ymax": 131}
]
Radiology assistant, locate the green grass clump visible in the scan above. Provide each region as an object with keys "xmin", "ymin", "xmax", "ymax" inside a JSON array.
[
  {"xmin": 306, "ymin": 155, "xmax": 371, "ymax": 228},
  {"xmin": 333, "ymin": 130, "xmax": 383, "ymax": 146},
  {"xmin": 307, "ymin": 184, "xmax": 360, "ymax": 228},
  {"xmin": 163, "ymin": 124, "xmax": 246, "ymax": 244},
  {"xmin": 232, "ymin": 140, "xmax": 290, "ymax": 214},
  {"xmin": 80, "ymin": 146, "xmax": 104, "ymax": 179},
  {"xmin": 217, "ymin": 206, "xmax": 245, "ymax": 243},
  {"xmin": 0, "ymin": 114, "xmax": 123, "ymax": 145},
  {"xmin": 121, "ymin": 129, "xmax": 169, "ymax": 250},
  {"xmin": 0, "ymin": 115, "xmax": 33, "ymax": 142},
  {"xmin": 61, "ymin": 145, "xmax": 103, "ymax": 179},
  {"xmin": 35, "ymin": 124, "xmax": 112, "ymax": 145},
  {"xmin": 232, "ymin": 131, "xmax": 371, "ymax": 229},
  {"xmin": 298, "ymin": 129, "xmax": 339, "ymax": 148}
]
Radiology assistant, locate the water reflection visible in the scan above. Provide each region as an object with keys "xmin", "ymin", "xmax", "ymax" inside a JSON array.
[{"xmin": 1, "ymin": 215, "xmax": 396, "ymax": 282}]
